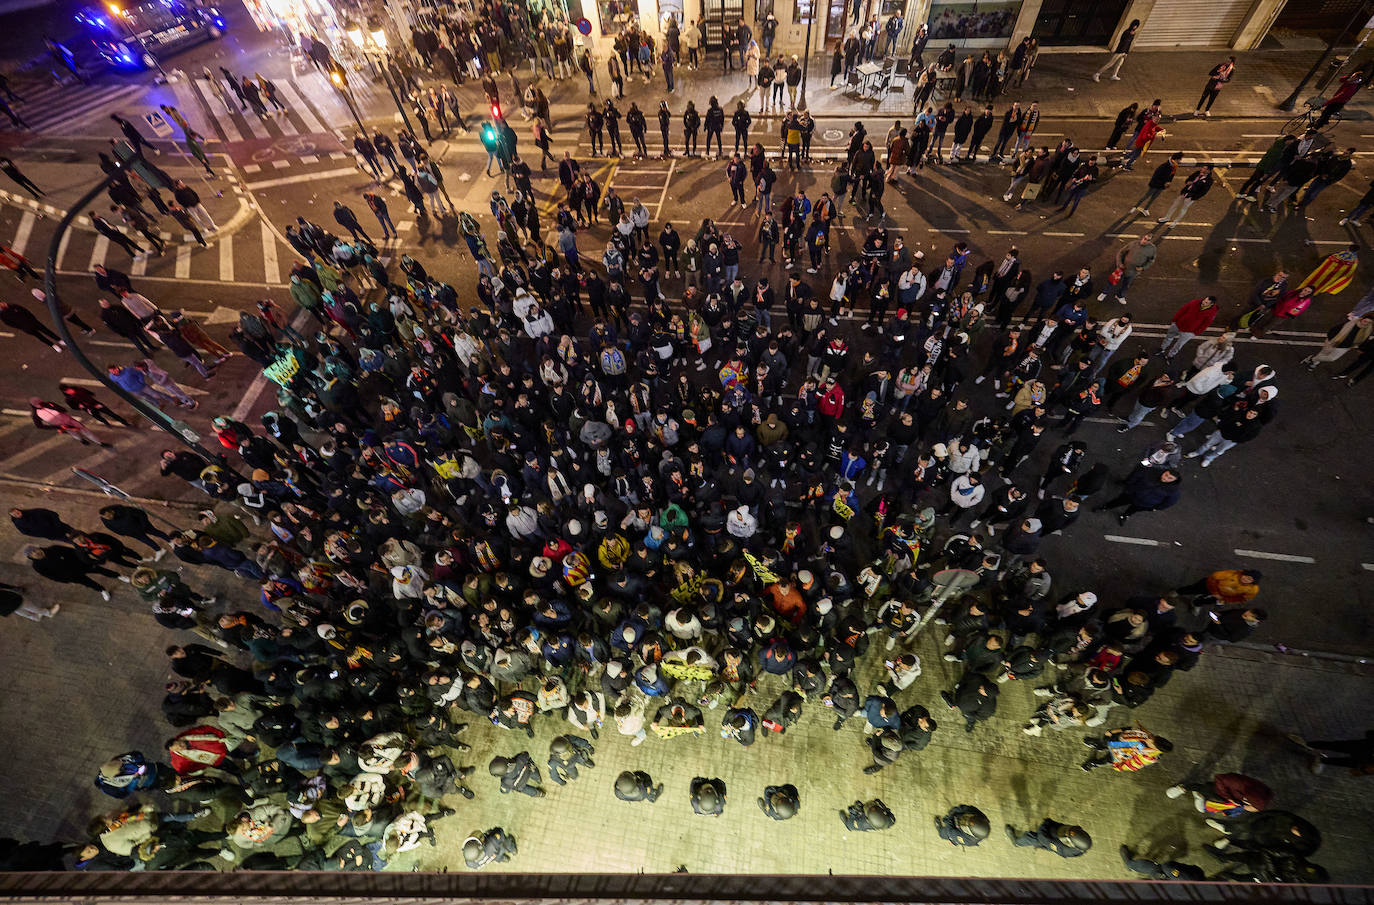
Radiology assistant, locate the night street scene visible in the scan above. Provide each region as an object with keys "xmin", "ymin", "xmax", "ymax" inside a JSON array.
[{"xmin": 0, "ymin": 0, "xmax": 1371, "ymax": 892}]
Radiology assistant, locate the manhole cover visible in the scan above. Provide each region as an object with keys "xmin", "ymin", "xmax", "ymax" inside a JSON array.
[{"xmin": 823, "ymin": 129, "xmax": 843, "ymax": 141}]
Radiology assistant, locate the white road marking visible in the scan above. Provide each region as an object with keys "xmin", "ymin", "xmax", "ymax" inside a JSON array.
[
  {"xmin": 175, "ymin": 244, "xmax": 192, "ymax": 278},
  {"xmin": 279, "ymin": 81, "xmax": 329, "ymax": 134},
  {"xmin": 55, "ymin": 229, "xmax": 71, "ymax": 270},
  {"xmin": 1234, "ymin": 548, "xmax": 1316, "ymax": 564},
  {"xmin": 87, "ymin": 235, "xmax": 108, "ymax": 271},
  {"xmin": 243, "ymin": 167, "xmax": 361, "ymax": 190},
  {"xmin": 11, "ymin": 211, "xmax": 35, "ymax": 257},
  {"xmin": 261, "ymin": 220, "xmax": 279, "ymax": 284},
  {"xmin": 40, "ymin": 446, "xmax": 117, "ymax": 485},
  {"xmin": 272, "ymin": 159, "xmax": 291, "ymax": 169},
  {"xmin": 3, "ymin": 434, "xmax": 71, "ymax": 470},
  {"xmin": 1362, "ymin": 563, "xmax": 1374, "ymax": 571},
  {"xmin": 131, "ymin": 251, "xmax": 148, "ymax": 277},
  {"xmin": 929, "ymin": 227, "xmax": 971, "ymax": 233},
  {"xmin": 1043, "ymin": 231, "xmax": 1084, "ymax": 237},
  {"xmin": 1104, "ymin": 535, "xmax": 1160, "ymax": 546},
  {"xmin": 218, "ymin": 234, "xmax": 234, "ymax": 282}
]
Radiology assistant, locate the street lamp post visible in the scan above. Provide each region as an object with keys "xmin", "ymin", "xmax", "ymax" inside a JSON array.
[
  {"xmin": 42, "ymin": 167, "xmax": 223, "ymax": 467},
  {"xmin": 799, "ymin": 1, "xmax": 813, "ymax": 107},
  {"xmin": 1279, "ymin": 1, "xmax": 1373, "ymax": 111},
  {"xmin": 329, "ymin": 63, "xmax": 369, "ymax": 133},
  {"xmin": 347, "ymin": 23, "xmax": 414, "ymax": 134}
]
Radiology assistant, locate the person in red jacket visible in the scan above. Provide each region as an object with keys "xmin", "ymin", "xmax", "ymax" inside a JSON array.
[
  {"xmin": 817, "ymin": 375, "xmax": 845, "ymax": 422},
  {"xmin": 1161, "ymin": 295, "xmax": 1218, "ymax": 359}
]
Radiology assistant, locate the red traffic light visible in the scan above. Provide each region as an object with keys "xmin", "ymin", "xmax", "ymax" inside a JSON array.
[{"xmin": 491, "ymin": 102, "xmax": 502, "ymax": 121}]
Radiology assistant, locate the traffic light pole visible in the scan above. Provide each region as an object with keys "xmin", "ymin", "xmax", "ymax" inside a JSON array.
[{"xmin": 42, "ymin": 165, "xmax": 224, "ymax": 466}]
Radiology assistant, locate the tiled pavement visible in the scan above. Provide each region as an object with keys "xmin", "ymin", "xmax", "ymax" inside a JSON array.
[{"xmin": 1, "ymin": 480, "xmax": 1371, "ymax": 881}]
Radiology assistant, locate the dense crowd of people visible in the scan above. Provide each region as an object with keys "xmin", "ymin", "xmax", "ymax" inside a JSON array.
[
  {"xmin": 10, "ymin": 126, "xmax": 1351, "ymax": 878},
  {"xmin": 2, "ymin": 0, "xmax": 1370, "ymax": 883}
]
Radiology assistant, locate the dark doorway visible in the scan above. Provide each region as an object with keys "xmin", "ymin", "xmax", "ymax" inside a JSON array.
[{"xmin": 1031, "ymin": 0, "xmax": 1130, "ymax": 46}]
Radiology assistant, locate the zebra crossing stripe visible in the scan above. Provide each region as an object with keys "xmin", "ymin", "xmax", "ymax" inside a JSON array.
[
  {"xmin": 87, "ymin": 235, "xmax": 108, "ymax": 270},
  {"xmin": 218, "ymin": 233, "xmax": 233, "ymax": 282},
  {"xmin": 261, "ymin": 220, "xmax": 279, "ymax": 284}
]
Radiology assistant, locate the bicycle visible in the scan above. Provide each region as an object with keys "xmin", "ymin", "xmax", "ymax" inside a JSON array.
[{"xmin": 1283, "ymin": 96, "xmax": 1341, "ymax": 135}]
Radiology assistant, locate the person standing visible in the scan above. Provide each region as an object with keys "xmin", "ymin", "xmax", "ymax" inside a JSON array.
[
  {"xmin": 98, "ymin": 298, "xmax": 157, "ymax": 354},
  {"xmin": 1098, "ymin": 234, "xmax": 1156, "ymax": 305},
  {"xmin": 1157, "ymin": 164, "xmax": 1213, "ymax": 226},
  {"xmin": 1298, "ymin": 147, "xmax": 1355, "ymax": 210},
  {"xmin": 1185, "ymin": 400, "xmax": 1269, "ymax": 467},
  {"xmin": 1196, "ymin": 56, "xmax": 1235, "ymax": 117},
  {"xmin": 1093, "ymin": 20, "xmax": 1139, "ymax": 82},
  {"xmin": 1093, "ymin": 465, "xmax": 1182, "ymax": 525},
  {"xmin": 363, "ymin": 191, "xmax": 395, "ymax": 240},
  {"xmin": 684, "ymin": 19, "xmax": 701, "ymax": 69},
  {"xmin": 732, "ymin": 101, "xmax": 751, "ymax": 154},
  {"xmin": 1161, "ymin": 295, "xmax": 1219, "ymax": 359},
  {"xmin": 1130, "ymin": 151, "xmax": 1182, "ymax": 216},
  {"xmin": 167, "ymin": 203, "xmax": 206, "ymax": 247}
]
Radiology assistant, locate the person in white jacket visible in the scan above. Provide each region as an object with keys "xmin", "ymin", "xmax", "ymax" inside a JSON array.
[
  {"xmin": 726, "ymin": 504, "xmax": 758, "ymax": 539},
  {"xmin": 942, "ymin": 471, "xmax": 985, "ymax": 525},
  {"xmin": 1088, "ymin": 315, "xmax": 1133, "ymax": 379},
  {"xmin": 523, "ymin": 303, "xmax": 555, "ymax": 339},
  {"xmin": 945, "ymin": 438, "xmax": 983, "ymax": 475}
]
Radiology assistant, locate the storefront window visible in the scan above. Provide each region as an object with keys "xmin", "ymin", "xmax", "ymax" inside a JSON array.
[
  {"xmin": 659, "ymin": 0, "xmax": 684, "ymax": 28},
  {"xmin": 926, "ymin": 0, "xmax": 1019, "ymax": 41},
  {"xmin": 599, "ymin": 0, "xmax": 632, "ymax": 33}
]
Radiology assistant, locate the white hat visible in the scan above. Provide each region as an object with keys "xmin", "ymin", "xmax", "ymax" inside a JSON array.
[
  {"xmin": 1078, "ymin": 591, "xmax": 1097, "ymax": 606},
  {"xmin": 1024, "ymin": 518, "xmax": 1042, "ymax": 533},
  {"xmin": 932, "ymin": 443, "xmax": 949, "ymax": 457}
]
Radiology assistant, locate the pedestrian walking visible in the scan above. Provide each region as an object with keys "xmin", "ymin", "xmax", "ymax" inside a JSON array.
[
  {"xmin": 61, "ymin": 385, "xmax": 130, "ymax": 427},
  {"xmin": 1130, "ymin": 152, "xmax": 1181, "ymax": 216},
  {"xmin": 173, "ymin": 181, "xmax": 216, "ymax": 232},
  {"xmin": 0, "ymin": 300, "xmax": 64, "ymax": 350},
  {"xmin": 1157, "ymin": 164, "xmax": 1213, "ymax": 226},
  {"xmin": 96, "ymin": 297, "xmax": 155, "ymax": 353},
  {"xmin": 29, "ymin": 397, "xmax": 110, "ymax": 447},
  {"xmin": 1093, "ymin": 20, "xmax": 1138, "ymax": 82},
  {"xmin": 167, "ymin": 203, "xmax": 206, "ymax": 247},
  {"xmin": 110, "ymin": 114, "xmax": 159, "ymax": 157},
  {"xmin": 0, "ymin": 244, "xmax": 40, "ymax": 281},
  {"xmin": 1098, "ymin": 234, "xmax": 1156, "ymax": 305}
]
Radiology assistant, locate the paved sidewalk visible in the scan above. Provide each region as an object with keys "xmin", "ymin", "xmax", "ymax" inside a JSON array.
[{"xmin": 493, "ymin": 47, "xmax": 1374, "ymax": 124}]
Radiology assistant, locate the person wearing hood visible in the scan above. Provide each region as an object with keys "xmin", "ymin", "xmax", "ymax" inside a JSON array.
[
  {"xmin": 1094, "ymin": 466, "xmax": 1183, "ymax": 525},
  {"xmin": 1186, "ymin": 389, "xmax": 1274, "ymax": 467}
]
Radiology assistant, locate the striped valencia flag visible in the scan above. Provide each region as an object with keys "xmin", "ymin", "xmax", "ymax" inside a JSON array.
[{"xmin": 1298, "ymin": 248, "xmax": 1359, "ymax": 296}]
